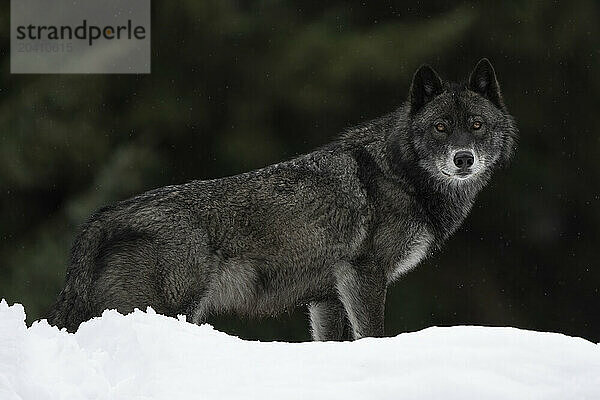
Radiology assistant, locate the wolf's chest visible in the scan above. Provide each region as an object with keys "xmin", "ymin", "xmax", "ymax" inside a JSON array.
[{"xmin": 388, "ymin": 228, "xmax": 433, "ymax": 282}]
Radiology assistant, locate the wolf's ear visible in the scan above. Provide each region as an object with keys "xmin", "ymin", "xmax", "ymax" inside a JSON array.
[
  {"xmin": 469, "ymin": 58, "xmax": 504, "ymax": 109},
  {"xmin": 409, "ymin": 65, "xmax": 443, "ymax": 113}
]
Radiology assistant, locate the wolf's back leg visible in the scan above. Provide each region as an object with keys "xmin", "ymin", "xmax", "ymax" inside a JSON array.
[
  {"xmin": 309, "ymin": 298, "xmax": 352, "ymax": 341},
  {"xmin": 91, "ymin": 234, "xmax": 169, "ymax": 316}
]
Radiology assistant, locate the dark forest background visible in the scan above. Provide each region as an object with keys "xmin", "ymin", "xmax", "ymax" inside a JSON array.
[{"xmin": 1, "ymin": 1, "xmax": 599, "ymax": 342}]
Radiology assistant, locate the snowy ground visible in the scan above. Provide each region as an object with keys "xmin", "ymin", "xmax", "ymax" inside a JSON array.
[{"xmin": 0, "ymin": 300, "xmax": 598, "ymax": 400}]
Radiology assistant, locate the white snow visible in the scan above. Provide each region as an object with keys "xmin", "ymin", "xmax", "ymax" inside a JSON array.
[{"xmin": 1, "ymin": 299, "xmax": 598, "ymax": 400}]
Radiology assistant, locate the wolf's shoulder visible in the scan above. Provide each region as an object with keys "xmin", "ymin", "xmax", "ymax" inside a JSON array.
[{"xmin": 260, "ymin": 148, "xmax": 370, "ymax": 203}]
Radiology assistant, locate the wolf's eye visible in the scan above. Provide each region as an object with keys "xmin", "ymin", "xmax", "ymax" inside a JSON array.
[
  {"xmin": 472, "ymin": 121, "xmax": 482, "ymax": 130},
  {"xmin": 435, "ymin": 122, "xmax": 446, "ymax": 132}
]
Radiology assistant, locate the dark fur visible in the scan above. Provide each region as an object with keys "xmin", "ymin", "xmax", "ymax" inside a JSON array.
[{"xmin": 47, "ymin": 59, "xmax": 517, "ymax": 339}]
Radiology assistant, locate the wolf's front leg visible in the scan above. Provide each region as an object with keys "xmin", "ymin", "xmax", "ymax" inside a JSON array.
[
  {"xmin": 334, "ymin": 262, "xmax": 386, "ymax": 339},
  {"xmin": 308, "ymin": 298, "xmax": 352, "ymax": 341}
]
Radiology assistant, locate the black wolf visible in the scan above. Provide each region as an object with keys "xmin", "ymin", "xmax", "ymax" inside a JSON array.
[{"xmin": 48, "ymin": 59, "xmax": 517, "ymax": 339}]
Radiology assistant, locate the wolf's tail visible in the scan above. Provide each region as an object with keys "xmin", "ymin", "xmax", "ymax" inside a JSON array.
[{"xmin": 46, "ymin": 220, "xmax": 105, "ymax": 332}]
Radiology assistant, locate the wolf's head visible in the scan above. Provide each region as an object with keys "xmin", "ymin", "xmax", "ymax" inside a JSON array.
[{"xmin": 390, "ymin": 59, "xmax": 517, "ymax": 190}]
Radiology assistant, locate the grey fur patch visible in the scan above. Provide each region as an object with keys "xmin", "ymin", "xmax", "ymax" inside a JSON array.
[{"xmin": 389, "ymin": 227, "xmax": 433, "ymax": 282}]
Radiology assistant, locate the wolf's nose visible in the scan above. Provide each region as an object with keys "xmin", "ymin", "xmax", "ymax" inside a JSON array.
[{"xmin": 453, "ymin": 151, "xmax": 474, "ymax": 169}]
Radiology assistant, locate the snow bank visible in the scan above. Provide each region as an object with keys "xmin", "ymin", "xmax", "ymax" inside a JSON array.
[{"xmin": 0, "ymin": 300, "xmax": 598, "ymax": 400}]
